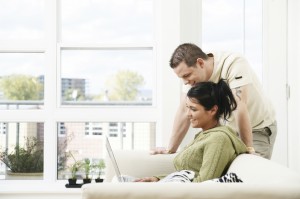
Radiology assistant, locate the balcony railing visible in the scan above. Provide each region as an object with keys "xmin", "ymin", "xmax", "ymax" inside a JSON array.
[{"xmin": 0, "ymin": 100, "xmax": 152, "ymax": 110}]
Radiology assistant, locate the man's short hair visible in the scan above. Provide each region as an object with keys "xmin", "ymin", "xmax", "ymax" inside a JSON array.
[{"xmin": 169, "ymin": 43, "xmax": 208, "ymax": 68}]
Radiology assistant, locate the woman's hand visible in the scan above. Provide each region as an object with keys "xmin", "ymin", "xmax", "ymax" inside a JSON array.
[
  {"xmin": 150, "ymin": 147, "xmax": 174, "ymax": 155},
  {"xmin": 134, "ymin": 177, "xmax": 159, "ymax": 182}
]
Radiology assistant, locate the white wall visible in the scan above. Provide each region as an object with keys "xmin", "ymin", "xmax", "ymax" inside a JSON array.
[
  {"xmin": 157, "ymin": 0, "xmax": 202, "ymax": 147},
  {"xmin": 263, "ymin": 0, "xmax": 300, "ymax": 172},
  {"xmin": 155, "ymin": 0, "xmax": 181, "ymax": 146},
  {"xmin": 263, "ymin": 0, "xmax": 288, "ymax": 166},
  {"xmin": 287, "ymin": 0, "xmax": 300, "ymax": 172}
]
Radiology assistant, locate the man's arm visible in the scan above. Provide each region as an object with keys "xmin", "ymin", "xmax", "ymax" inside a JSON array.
[
  {"xmin": 233, "ymin": 85, "xmax": 254, "ymax": 153},
  {"xmin": 151, "ymin": 93, "xmax": 190, "ymax": 154},
  {"xmin": 167, "ymin": 93, "xmax": 191, "ymax": 153}
]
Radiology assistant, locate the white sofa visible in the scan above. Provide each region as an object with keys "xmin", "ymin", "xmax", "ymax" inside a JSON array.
[{"xmin": 82, "ymin": 150, "xmax": 300, "ymax": 199}]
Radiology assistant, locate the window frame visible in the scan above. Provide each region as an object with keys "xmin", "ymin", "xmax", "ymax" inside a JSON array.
[{"xmin": 0, "ymin": 0, "xmax": 160, "ymax": 189}]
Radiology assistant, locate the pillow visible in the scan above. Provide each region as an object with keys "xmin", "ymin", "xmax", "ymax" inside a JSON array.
[
  {"xmin": 206, "ymin": 172, "xmax": 243, "ymax": 183},
  {"xmin": 158, "ymin": 170, "xmax": 195, "ymax": 183}
]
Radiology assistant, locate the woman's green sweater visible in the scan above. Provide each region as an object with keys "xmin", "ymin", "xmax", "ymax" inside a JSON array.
[{"xmin": 162, "ymin": 126, "xmax": 247, "ymax": 182}]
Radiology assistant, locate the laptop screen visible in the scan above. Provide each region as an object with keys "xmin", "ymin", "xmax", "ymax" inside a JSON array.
[{"xmin": 105, "ymin": 136, "xmax": 124, "ymax": 182}]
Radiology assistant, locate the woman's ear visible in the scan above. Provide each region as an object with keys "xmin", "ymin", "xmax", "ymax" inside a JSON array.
[{"xmin": 210, "ymin": 105, "xmax": 218, "ymax": 116}]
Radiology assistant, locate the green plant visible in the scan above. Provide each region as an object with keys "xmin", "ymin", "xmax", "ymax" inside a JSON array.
[
  {"xmin": 67, "ymin": 151, "xmax": 82, "ymax": 180},
  {"xmin": 93, "ymin": 159, "xmax": 105, "ymax": 179},
  {"xmin": 82, "ymin": 158, "xmax": 91, "ymax": 179},
  {"xmin": 0, "ymin": 137, "xmax": 43, "ymax": 173}
]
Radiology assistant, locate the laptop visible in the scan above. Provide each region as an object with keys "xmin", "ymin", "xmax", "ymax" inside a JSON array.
[{"xmin": 105, "ymin": 136, "xmax": 136, "ymax": 182}]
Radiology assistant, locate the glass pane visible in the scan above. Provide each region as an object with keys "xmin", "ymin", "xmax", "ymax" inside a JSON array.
[
  {"xmin": 0, "ymin": 0, "xmax": 45, "ymax": 41},
  {"xmin": 60, "ymin": 0, "xmax": 153, "ymax": 43},
  {"xmin": 61, "ymin": 50, "xmax": 153, "ymax": 106},
  {"xmin": 245, "ymin": 0, "xmax": 263, "ymax": 80},
  {"xmin": 0, "ymin": 122, "xmax": 44, "ymax": 180},
  {"xmin": 202, "ymin": 0, "xmax": 244, "ymax": 52},
  {"xmin": 0, "ymin": 53, "xmax": 44, "ymax": 109},
  {"xmin": 57, "ymin": 122, "xmax": 155, "ymax": 180},
  {"xmin": 202, "ymin": 0, "xmax": 263, "ymax": 81}
]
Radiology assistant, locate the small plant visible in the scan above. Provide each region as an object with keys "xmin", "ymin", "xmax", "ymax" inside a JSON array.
[
  {"xmin": 0, "ymin": 137, "xmax": 43, "ymax": 173},
  {"xmin": 93, "ymin": 159, "xmax": 105, "ymax": 182},
  {"xmin": 82, "ymin": 158, "xmax": 92, "ymax": 184},
  {"xmin": 67, "ymin": 150, "xmax": 82, "ymax": 184}
]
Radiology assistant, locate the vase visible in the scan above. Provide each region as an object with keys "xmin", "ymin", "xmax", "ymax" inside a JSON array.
[
  {"xmin": 95, "ymin": 178, "xmax": 104, "ymax": 183},
  {"xmin": 68, "ymin": 178, "xmax": 77, "ymax": 185},
  {"xmin": 83, "ymin": 178, "xmax": 92, "ymax": 184}
]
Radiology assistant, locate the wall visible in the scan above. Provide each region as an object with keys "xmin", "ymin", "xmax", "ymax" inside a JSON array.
[
  {"xmin": 157, "ymin": 0, "xmax": 202, "ymax": 147},
  {"xmin": 263, "ymin": 0, "xmax": 300, "ymax": 172},
  {"xmin": 155, "ymin": 0, "xmax": 181, "ymax": 146},
  {"xmin": 263, "ymin": 0, "xmax": 288, "ymax": 166},
  {"xmin": 287, "ymin": 0, "xmax": 300, "ymax": 172}
]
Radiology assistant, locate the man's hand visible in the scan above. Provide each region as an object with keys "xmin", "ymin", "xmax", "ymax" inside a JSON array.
[
  {"xmin": 134, "ymin": 177, "xmax": 159, "ymax": 182},
  {"xmin": 149, "ymin": 147, "xmax": 174, "ymax": 155},
  {"xmin": 246, "ymin": 146, "xmax": 261, "ymax": 157}
]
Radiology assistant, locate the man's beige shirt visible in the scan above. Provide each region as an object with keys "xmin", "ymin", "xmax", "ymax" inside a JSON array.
[{"xmin": 183, "ymin": 52, "xmax": 276, "ymax": 132}]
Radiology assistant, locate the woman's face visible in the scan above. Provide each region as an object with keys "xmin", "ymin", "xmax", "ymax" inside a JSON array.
[{"xmin": 186, "ymin": 97, "xmax": 217, "ymax": 131}]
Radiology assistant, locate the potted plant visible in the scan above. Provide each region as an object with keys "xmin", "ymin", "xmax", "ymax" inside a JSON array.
[
  {"xmin": 93, "ymin": 159, "xmax": 105, "ymax": 183},
  {"xmin": 67, "ymin": 151, "xmax": 82, "ymax": 185},
  {"xmin": 0, "ymin": 136, "xmax": 43, "ymax": 179},
  {"xmin": 82, "ymin": 158, "xmax": 92, "ymax": 184}
]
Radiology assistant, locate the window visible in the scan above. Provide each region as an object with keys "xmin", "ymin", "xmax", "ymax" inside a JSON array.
[
  {"xmin": 0, "ymin": 122, "xmax": 44, "ymax": 180},
  {"xmin": 0, "ymin": 0, "xmax": 45, "ymax": 41},
  {"xmin": 57, "ymin": 0, "xmax": 155, "ymax": 182},
  {"xmin": 59, "ymin": 0, "xmax": 154, "ymax": 106},
  {"xmin": 0, "ymin": 1, "xmax": 45, "ymax": 110},
  {"xmin": 0, "ymin": 0, "xmax": 46, "ymax": 183},
  {"xmin": 0, "ymin": 0, "xmax": 156, "ymax": 184},
  {"xmin": 60, "ymin": 0, "xmax": 153, "ymax": 44},
  {"xmin": 60, "ymin": 49, "xmax": 153, "ymax": 105},
  {"xmin": 202, "ymin": 0, "xmax": 263, "ymax": 81},
  {"xmin": 0, "ymin": 53, "xmax": 45, "ymax": 110},
  {"xmin": 56, "ymin": 0, "xmax": 155, "ymax": 181},
  {"xmin": 57, "ymin": 122, "xmax": 155, "ymax": 180}
]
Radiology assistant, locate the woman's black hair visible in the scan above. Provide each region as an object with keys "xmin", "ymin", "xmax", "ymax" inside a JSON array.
[{"xmin": 187, "ymin": 79, "xmax": 237, "ymax": 120}]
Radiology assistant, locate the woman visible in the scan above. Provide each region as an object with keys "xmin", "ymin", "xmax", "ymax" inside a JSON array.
[{"xmin": 135, "ymin": 79, "xmax": 247, "ymax": 183}]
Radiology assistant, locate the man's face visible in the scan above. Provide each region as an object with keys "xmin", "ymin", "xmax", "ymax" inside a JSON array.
[{"xmin": 173, "ymin": 61, "xmax": 205, "ymax": 86}]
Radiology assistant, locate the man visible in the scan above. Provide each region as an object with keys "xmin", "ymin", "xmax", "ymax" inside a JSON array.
[{"xmin": 152, "ymin": 43, "xmax": 277, "ymax": 159}]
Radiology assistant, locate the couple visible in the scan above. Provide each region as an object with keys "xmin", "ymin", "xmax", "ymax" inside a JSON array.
[
  {"xmin": 134, "ymin": 43, "xmax": 276, "ymax": 183},
  {"xmin": 134, "ymin": 79, "xmax": 247, "ymax": 183}
]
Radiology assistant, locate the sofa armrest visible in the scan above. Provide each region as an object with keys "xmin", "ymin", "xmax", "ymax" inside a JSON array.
[
  {"xmin": 105, "ymin": 150, "xmax": 176, "ymax": 182},
  {"xmin": 227, "ymin": 154, "xmax": 300, "ymax": 184}
]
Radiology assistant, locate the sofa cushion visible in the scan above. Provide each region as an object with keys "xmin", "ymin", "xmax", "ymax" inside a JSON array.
[{"xmin": 105, "ymin": 150, "xmax": 176, "ymax": 182}]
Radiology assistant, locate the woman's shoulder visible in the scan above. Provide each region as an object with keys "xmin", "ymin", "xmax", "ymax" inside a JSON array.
[
  {"xmin": 204, "ymin": 125, "xmax": 235, "ymax": 134},
  {"xmin": 204, "ymin": 126, "xmax": 237, "ymax": 139}
]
